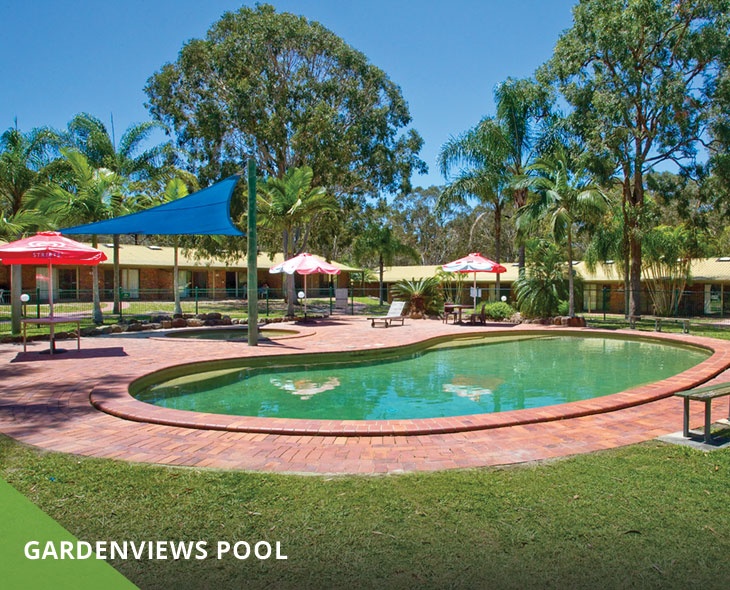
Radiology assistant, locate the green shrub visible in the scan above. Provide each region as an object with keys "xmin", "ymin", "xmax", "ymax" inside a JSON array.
[
  {"xmin": 483, "ymin": 302, "xmax": 515, "ymax": 321},
  {"xmin": 557, "ymin": 300, "xmax": 570, "ymax": 316}
]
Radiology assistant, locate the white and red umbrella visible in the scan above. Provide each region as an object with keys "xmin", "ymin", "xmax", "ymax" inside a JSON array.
[
  {"xmin": 442, "ymin": 252, "xmax": 507, "ymax": 310},
  {"xmin": 269, "ymin": 252, "xmax": 341, "ymax": 315},
  {"xmin": 0, "ymin": 231, "xmax": 107, "ymax": 316}
]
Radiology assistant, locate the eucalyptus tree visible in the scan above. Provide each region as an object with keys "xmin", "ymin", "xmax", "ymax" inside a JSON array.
[
  {"xmin": 257, "ymin": 166, "xmax": 338, "ymax": 315},
  {"xmin": 543, "ymin": 0, "xmax": 730, "ymax": 317},
  {"xmin": 390, "ymin": 186, "xmax": 462, "ymax": 265},
  {"xmin": 144, "ymin": 3, "xmax": 425, "ymax": 198},
  {"xmin": 29, "ymin": 149, "xmax": 125, "ymax": 323},
  {"xmin": 515, "ymin": 150, "xmax": 610, "ymax": 317}
]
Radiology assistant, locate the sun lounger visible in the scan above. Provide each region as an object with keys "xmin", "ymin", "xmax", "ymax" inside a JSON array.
[{"xmin": 367, "ymin": 301, "xmax": 407, "ymax": 328}]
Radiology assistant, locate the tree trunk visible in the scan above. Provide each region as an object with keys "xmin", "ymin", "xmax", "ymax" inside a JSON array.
[
  {"xmin": 173, "ymin": 238, "xmax": 182, "ymax": 316},
  {"xmin": 90, "ymin": 235, "xmax": 103, "ymax": 324},
  {"xmin": 10, "ymin": 264, "xmax": 21, "ymax": 335},
  {"xmin": 567, "ymin": 228, "xmax": 575, "ymax": 317},
  {"xmin": 282, "ymin": 230, "xmax": 296, "ymax": 317},
  {"xmin": 515, "ymin": 187, "xmax": 528, "ymax": 278},
  {"xmin": 627, "ymin": 171, "xmax": 644, "ymax": 318},
  {"xmin": 378, "ymin": 255, "xmax": 385, "ymax": 306},
  {"xmin": 112, "ymin": 234, "xmax": 121, "ymax": 315}
]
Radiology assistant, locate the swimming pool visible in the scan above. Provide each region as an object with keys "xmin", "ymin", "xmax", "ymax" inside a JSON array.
[{"xmin": 134, "ymin": 334, "xmax": 709, "ymax": 421}]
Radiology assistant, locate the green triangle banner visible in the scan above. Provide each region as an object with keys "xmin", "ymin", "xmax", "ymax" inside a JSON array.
[{"xmin": 0, "ymin": 477, "xmax": 137, "ymax": 590}]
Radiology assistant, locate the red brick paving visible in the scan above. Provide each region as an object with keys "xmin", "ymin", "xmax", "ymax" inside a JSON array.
[{"xmin": 1, "ymin": 318, "xmax": 730, "ymax": 474}]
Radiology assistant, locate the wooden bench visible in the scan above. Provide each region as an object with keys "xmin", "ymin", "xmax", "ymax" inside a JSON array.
[{"xmin": 674, "ymin": 382, "xmax": 730, "ymax": 444}]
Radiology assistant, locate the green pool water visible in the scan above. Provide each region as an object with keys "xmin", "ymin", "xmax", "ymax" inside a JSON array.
[{"xmin": 135, "ymin": 335, "xmax": 709, "ymax": 420}]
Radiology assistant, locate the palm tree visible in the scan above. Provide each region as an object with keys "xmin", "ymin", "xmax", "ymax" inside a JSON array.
[
  {"xmin": 0, "ymin": 126, "xmax": 59, "ymax": 231},
  {"xmin": 515, "ymin": 150, "xmax": 610, "ymax": 317},
  {"xmin": 352, "ymin": 222, "xmax": 419, "ymax": 306},
  {"xmin": 514, "ymin": 240, "xmax": 572, "ymax": 318},
  {"xmin": 29, "ymin": 148, "xmax": 125, "ymax": 324},
  {"xmin": 64, "ymin": 113, "xmax": 178, "ymax": 313},
  {"xmin": 438, "ymin": 78, "xmax": 556, "ymax": 277},
  {"xmin": 438, "ymin": 118, "xmax": 509, "ymax": 295},
  {"xmin": 490, "ymin": 79, "xmax": 556, "ymax": 272},
  {"xmin": 257, "ymin": 166, "xmax": 338, "ymax": 315}
]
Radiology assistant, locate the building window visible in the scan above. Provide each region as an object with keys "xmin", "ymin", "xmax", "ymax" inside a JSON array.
[
  {"xmin": 121, "ymin": 269, "xmax": 140, "ymax": 299},
  {"xmin": 35, "ymin": 266, "xmax": 77, "ymax": 302},
  {"xmin": 704, "ymin": 284, "xmax": 722, "ymax": 315}
]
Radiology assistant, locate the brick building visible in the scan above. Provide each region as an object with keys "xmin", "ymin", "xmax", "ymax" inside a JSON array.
[{"xmin": 0, "ymin": 243, "xmax": 354, "ymax": 302}]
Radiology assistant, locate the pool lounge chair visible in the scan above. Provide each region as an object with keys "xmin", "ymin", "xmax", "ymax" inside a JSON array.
[{"xmin": 367, "ymin": 300, "xmax": 407, "ymax": 328}]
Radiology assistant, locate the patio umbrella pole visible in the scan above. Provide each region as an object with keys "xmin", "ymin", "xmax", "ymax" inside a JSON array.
[
  {"xmin": 48, "ymin": 261, "xmax": 56, "ymax": 352},
  {"xmin": 473, "ymin": 272, "xmax": 477, "ymax": 310}
]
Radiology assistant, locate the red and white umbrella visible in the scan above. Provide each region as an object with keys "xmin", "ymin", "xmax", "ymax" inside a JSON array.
[
  {"xmin": 0, "ymin": 231, "xmax": 107, "ymax": 316},
  {"xmin": 269, "ymin": 252, "xmax": 341, "ymax": 315},
  {"xmin": 442, "ymin": 252, "xmax": 507, "ymax": 310}
]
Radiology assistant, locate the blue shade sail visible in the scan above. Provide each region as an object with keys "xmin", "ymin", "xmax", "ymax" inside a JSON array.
[{"xmin": 62, "ymin": 174, "xmax": 245, "ymax": 236}]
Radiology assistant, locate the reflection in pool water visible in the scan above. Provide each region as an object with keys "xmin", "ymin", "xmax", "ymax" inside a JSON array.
[
  {"xmin": 135, "ymin": 335, "xmax": 709, "ymax": 421},
  {"xmin": 269, "ymin": 377, "xmax": 341, "ymax": 400}
]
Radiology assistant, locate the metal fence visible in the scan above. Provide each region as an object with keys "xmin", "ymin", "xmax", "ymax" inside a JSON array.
[{"xmin": 1, "ymin": 284, "xmax": 727, "ymax": 335}]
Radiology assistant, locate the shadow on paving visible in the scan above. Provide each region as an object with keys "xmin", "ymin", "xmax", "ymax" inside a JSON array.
[
  {"xmin": 0, "ymin": 371, "xmax": 127, "ymax": 440},
  {"xmin": 10, "ymin": 347, "xmax": 127, "ymax": 363}
]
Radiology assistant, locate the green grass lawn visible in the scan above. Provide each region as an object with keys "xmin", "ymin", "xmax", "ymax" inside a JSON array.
[{"xmin": 1, "ymin": 434, "xmax": 729, "ymax": 589}]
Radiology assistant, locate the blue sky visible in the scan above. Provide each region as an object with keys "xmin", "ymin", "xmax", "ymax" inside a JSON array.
[{"xmin": 1, "ymin": 0, "xmax": 577, "ymax": 188}]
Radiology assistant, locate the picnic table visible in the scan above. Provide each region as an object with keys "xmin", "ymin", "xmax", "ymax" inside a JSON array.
[{"xmin": 22, "ymin": 316, "xmax": 81, "ymax": 355}]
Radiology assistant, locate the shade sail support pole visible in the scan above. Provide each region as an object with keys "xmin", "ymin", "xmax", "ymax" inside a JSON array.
[{"xmin": 247, "ymin": 160, "xmax": 259, "ymax": 346}]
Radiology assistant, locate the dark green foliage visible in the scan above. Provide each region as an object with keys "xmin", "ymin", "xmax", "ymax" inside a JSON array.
[{"xmin": 144, "ymin": 4, "xmax": 425, "ymax": 194}]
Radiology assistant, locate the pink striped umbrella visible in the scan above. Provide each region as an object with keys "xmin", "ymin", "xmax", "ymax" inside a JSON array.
[
  {"xmin": 269, "ymin": 253, "xmax": 341, "ymax": 315},
  {"xmin": 442, "ymin": 252, "xmax": 506, "ymax": 310}
]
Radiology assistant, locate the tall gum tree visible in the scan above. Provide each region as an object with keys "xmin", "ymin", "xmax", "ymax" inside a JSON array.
[
  {"xmin": 144, "ymin": 4, "xmax": 425, "ymax": 198},
  {"xmin": 542, "ymin": 0, "xmax": 730, "ymax": 317}
]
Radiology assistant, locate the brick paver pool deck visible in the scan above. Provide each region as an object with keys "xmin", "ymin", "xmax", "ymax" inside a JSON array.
[{"xmin": 1, "ymin": 317, "xmax": 730, "ymax": 474}]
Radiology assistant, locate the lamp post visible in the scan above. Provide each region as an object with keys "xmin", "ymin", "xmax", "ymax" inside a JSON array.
[{"xmin": 20, "ymin": 293, "xmax": 29, "ymax": 318}]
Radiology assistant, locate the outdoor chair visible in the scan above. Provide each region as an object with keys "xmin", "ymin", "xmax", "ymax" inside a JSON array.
[
  {"xmin": 443, "ymin": 303, "xmax": 459, "ymax": 324},
  {"xmin": 367, "ymin": 300, "xmax": 407, "ymax": 328},
  {"xmin": 469, "ymin": 303, "xmax": 487, "ymax": 325}
]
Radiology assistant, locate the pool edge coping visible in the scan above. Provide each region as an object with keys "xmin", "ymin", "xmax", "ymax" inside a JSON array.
[{"xmin": 89, "ymin": 327, "xmax": 730, "ymax": 437}]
